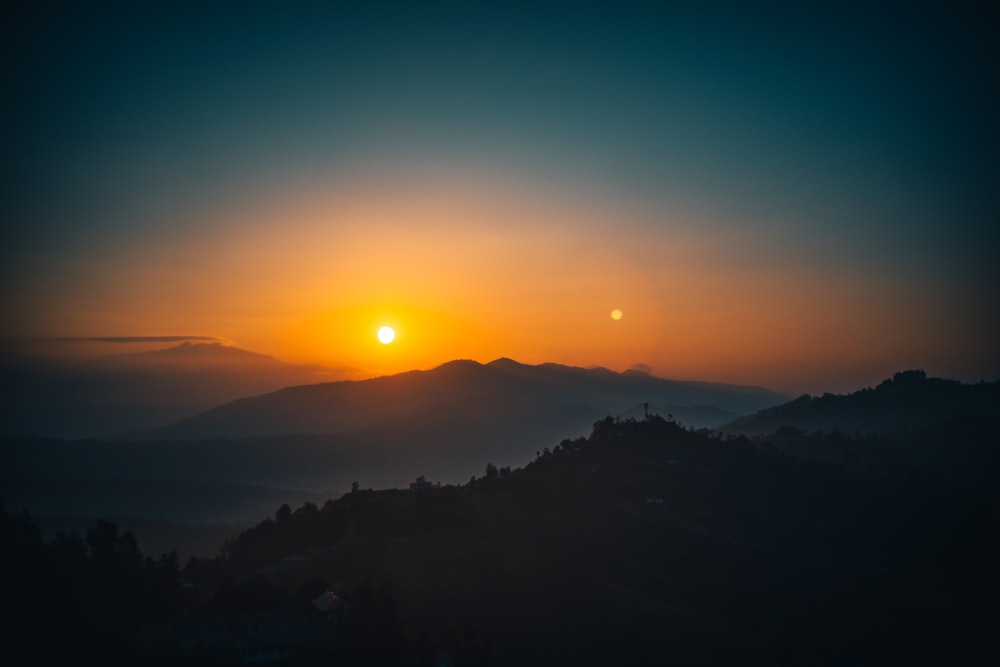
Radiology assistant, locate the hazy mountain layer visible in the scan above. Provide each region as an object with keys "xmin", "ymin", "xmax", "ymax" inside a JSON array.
[
  {"xmin": 0, "ymin": 394, "xmax": 603, "ymax": 524},
  {"xmin": 0, "ymin": 356, "xmax": 785, "ymax": 527},
  {"xmin": 128, "ymin": 358, "xmax": 785, "ymax": 441},
  {"xmin": 0, "ymin": 473, "xmax": 326, "ymax": 525},
  {"xmin": 0, "ymin": 343, "xmax": 330, "ymax": 438}
]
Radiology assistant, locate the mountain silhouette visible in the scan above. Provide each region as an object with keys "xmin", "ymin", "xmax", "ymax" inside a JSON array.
[
  {"xmin": 721, "ymin": 370, "xmax": 999, "ymax": 436},
  {"xmin": 0, "ymin": 343, "xmax": 330, "ymax": 438},
  {"xmin": 2, "ymin": 359, "xmax": 783, "ymax": 527},
  {"xmin": 126, "ymin": 357, "xmax": 786, "ymax": 441},
  {"xmin": 95, "ymin": 341, "xmax": 293, "ymax": 368},
  {"xmin": 718, "ymin": 370, "xmax": 1000, "ymax": 484}
]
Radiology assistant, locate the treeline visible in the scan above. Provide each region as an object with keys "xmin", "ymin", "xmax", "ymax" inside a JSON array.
[{"xmin": 1, "ymin": 506, "xmax": 183, "ymax": 665}]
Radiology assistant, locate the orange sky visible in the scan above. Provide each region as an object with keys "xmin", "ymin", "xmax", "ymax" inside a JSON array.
[
  {"xmin": 3, "ymin": 3, "xmax": 997, "ymax": 399},
  {"xmin": 7, "ymin": 172, "xmax": 991, "ymax": 395}
]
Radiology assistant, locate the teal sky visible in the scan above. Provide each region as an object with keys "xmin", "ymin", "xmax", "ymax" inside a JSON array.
[{"xmin": 2, "ymin": 1, "xmax": 997, "ymax": 391}]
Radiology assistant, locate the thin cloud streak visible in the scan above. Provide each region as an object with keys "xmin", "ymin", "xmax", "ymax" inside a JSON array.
[{"xmin": 19, "ymin": 336, "xmax": 226, "ymax": 344}]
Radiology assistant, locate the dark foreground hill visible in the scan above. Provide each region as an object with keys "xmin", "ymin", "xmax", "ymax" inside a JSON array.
[
  {"xmin": 202, "ymin": 420, "xmax": 997, "ymax": 666},
  {"xmin": 12, "ymin": 416, "xmax": 993, "ymax": 665}
]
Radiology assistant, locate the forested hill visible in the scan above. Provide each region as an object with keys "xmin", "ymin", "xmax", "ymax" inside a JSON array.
[
  {"xmin": 176, "ymin": 416, "xmax": 996, "ymax": 666},
  {"xmin": 722, "ymin": 370, "xmax": 1000, "ymax": 436},
  {"xmin": 7, "ymin": 415, "xmax": 996, "ymax": 665}
]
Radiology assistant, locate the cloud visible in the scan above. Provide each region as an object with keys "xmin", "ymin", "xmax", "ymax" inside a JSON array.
[{"xmin": 49, "ymin": 336, "xmax": 226, "ymax": 344}]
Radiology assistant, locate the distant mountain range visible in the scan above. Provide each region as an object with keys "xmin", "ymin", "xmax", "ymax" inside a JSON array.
[
  {"xmin": 18, "ymin": 356, "xmax": 999, "ymax": 543},
  {"xmin": 1, "ymin": 356, "xmax": 785, "ymax": 530},
  {"xmin": 96, "ymin": 341, "xmax": 292, "ymax": 368},
  {"xmin": 0, "ymin": 346, "xmax": 783, "ymax": 441},
  {"xmin": 0, "ymin": 342, "xmax": 330, "ymax": 438},
  {"xmin": 125, "ymin": 357, "xmax": 786, "ymax": 441},
  {"xmin": 4, "ymin": 366, "xmax": 998, "ymax": 562}
]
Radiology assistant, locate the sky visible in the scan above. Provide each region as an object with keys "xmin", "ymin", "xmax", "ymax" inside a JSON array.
[{"xmin": 2, "ymin": 0, "xmax": 997, "ymax": 394}]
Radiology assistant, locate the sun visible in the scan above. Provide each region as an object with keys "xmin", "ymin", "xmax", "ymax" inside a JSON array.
[
  {"xmin": 377, "ymin": 326, "xmax": 396, "ymax": 344},
  {"xmin": 610, "ymin": 308, "xmax": 623, "ymax": 320}
]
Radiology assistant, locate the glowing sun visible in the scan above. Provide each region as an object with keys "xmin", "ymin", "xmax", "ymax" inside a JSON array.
[
  {"xmin": 377, "ymin": 326, "xmax": 396, "ymax": 344},
  {"xmin": 610, "ymin": 308, "xmax": 623, "ymax": 320}
]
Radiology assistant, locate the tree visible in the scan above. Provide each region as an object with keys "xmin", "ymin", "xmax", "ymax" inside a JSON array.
[
  {"xmin": 86, "ymin": 520, "xmax": 141, "ymax": 572},
  {"xmin": 592, "ymin": 415, "xmax": 616, "ymax": 435},
  {"xmin": 295, "ymin": 501, "xmax": 318, "ymax": 515}
]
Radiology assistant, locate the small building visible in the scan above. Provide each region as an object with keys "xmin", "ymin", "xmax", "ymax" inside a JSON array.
[{"xmin": 311, "ymin": 591, "xmax": 347, "ymax": 625}]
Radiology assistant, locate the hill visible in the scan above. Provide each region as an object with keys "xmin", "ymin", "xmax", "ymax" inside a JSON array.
[
  {"xmin": 720, "ymin": 370, "xmax": 1000, "ymax": 436},
  {"xmin": 716, "ymin": 371, "xmax": 1000, "ymax": 485},
  {"xmin": 6, "ymin": 414, "xmax": 998, "ymax": 664},
  {"xmin": 0, "ymin": 343, "xmax": 330, "ymax": 438},
  {"xmin": 172, "ymin": 418, "xmax": 997, "ymax": 665},
  {"xmin": 127, "ymin": 357, "xmax": 786, "ymax": 441},
  {"xmin": 96, "ymin": 341, "xmax": 293, "ymax": 368}
]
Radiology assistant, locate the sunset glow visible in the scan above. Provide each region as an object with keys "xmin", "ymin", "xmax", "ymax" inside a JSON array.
[
  {"xmin": 4, "ymin": 174, "xmax": 988, "ymax": 394},
  {"xmin": 1, "ymin": 2, "xmax": 995, "ymax": 396}
]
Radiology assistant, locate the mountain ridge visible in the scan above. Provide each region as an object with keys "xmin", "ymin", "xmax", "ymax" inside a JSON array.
[
  {"xmin": 94, "ymin": 341, "xmax": 297, "ymax": 368},
  {"xmin": 721, "ymin": 369, "xmax": 1000, "ymax": 436},
  {"xmin": 122, "ymin": 357, "xmax": 787, "ymax": 441},
  {"xmin": 0, "ymin": 342, "xmax": 332, "ymax": 438}
]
